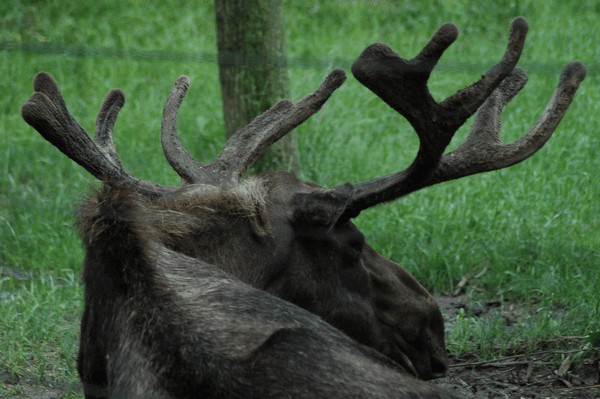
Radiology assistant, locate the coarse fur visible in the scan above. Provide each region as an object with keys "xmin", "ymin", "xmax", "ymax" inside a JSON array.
[
  {"xmin": 77, "ymin": 181, "xmax": 457, "ymax": 398},
  {"xmin": 78, "ymin": 172, "xmax": 449, "ymax": 386}
]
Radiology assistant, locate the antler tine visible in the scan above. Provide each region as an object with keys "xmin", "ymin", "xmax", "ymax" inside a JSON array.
[
  {"xmin": 213, "ymin": 69, "xmax": 346, "ymax": 184},
  {"xmin": 161, "ymin": 76, "xmax": 206, "ymax": 184},
  {"xmin": 441, "ymin": 17, "xmax": 528, "ymax": 123},
  {"xmin": 160, "ymin": 75, "xmax": 295, "ymax": 185},
  {"xmin": 337, "ymin": 18, "xmax": 529, "ymax": 218},
  {"xmin": 21, "ymin": 72, "xmax": 170, "ymax": 196},
  {"xmin": 427, "ymin": 61, "xmax": 587, "ymax": 185},
  {"xmin": 95, "ymin": 89, "xmax": 126, "ymax": 169},
  {"xmin": 160, "ymin": 69, "xmax": 346, "ymax": 186},
  {"xmin": 22, "ymin": 73, "xmax": 123, "ymax": 182}
]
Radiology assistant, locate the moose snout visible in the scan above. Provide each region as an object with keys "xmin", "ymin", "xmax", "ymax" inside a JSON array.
[
  {"xmin": 419, "ymin": 337, "xmax": 449, "ymax": 380},
  {"xmin": 428, "ymin": 352, "xmax": 449, "ymax": 380},
  {"xmin": 413, "ymin": 302, "xmax": 449, "ymax": 380},
  {"xmin": 392, "ymin": 324, "xmax": 449, "ymax": 380}
]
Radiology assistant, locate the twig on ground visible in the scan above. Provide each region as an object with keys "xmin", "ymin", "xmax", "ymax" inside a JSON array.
[
  {"xmin": 452, "ymin": 264, "xmax": 488, "ymax": 296},
  {"xmin": 524, "ymin": 362, "xmax": 534, "ymax": 383},
  {"xmin": 563, "ymin": 384, "xmax": 600, "ymax": 391},
  {"xmin": 451, "ymin": 348, "xmax": 596, "ymax": 369}
]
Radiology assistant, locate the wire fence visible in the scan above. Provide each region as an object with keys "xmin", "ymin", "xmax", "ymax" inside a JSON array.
[{"xmin": 2, "ymin": 40, "xmax": 596, "ymax": 75}]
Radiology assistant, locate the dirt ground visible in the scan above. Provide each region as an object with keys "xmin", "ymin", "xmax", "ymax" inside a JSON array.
[
  {"xmin": 434, "ymin": 295, "xmax": 600, "ymax": 399},
  {"xmin": 436, "ymin": 358, "xmax": 600, "ymax": 398},
  {"xmin": 2, "ymin": 296, "xmax": 598, "ymax": 398}
]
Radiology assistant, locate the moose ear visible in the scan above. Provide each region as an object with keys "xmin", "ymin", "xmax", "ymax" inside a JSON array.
[{"xmin": 291, "ymin": 183, "xmax": 354, "ymax": 232}]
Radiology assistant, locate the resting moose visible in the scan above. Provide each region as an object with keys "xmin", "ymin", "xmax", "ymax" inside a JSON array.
[{"xmin": 22, "ymin": 18, "xmax": 584, "ymax": 399}]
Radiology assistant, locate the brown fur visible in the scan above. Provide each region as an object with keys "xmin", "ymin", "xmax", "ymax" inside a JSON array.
[
  {"xmin": 76, "ymin": 182, "xmax": 457, "ymax": 398},
  {"xmin": 81, "ymin": 173, "xmax": 450, "ymax": 381}
]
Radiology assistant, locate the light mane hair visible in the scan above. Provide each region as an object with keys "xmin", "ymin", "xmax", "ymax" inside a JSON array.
[{"xmin": 78, "ymin": 177, "xmax": 272, "ymax": 247}]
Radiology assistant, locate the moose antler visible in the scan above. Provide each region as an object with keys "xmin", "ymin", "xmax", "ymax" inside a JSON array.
[
  {"xmin": 22, "ymin": 70, "xmax": 346, "ymax": 190},
  {"xmin": 161, "ymin": 70, "xmax": 346, "ymax": 186},
  {"xmin": 334, "ymin": 17, "xmax": 586, "ymax": 219},
  {"xmin": 22, "ymin": 18, "xmax": 585, "ymax": 219},
  {"xmin": 21, "ymin": 72, "xmax": 171, "ymax": 196}
]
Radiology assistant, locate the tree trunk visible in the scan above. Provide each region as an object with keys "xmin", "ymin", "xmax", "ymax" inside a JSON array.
[{"xmin": 215, "ymin": 0, "xmax": 298, "ymax": 174}]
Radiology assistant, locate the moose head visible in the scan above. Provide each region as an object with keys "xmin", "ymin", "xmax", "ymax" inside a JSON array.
[{"xmin": 22, "ymin": 18, "xmax": 584, "ymax": 398}]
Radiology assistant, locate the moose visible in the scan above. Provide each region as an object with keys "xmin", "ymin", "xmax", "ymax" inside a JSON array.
[{"xmin": 22, "ymin": 18, "xmax": 584, "ymax": 399}]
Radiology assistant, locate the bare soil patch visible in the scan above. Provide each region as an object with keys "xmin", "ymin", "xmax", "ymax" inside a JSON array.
[
  {"xmin": 435, "ymin": 295, "xmax": 600, "ymax": 398},
  {"xmin": 437, "ymin": 353, "xmax": 600, "ymax": 398}
]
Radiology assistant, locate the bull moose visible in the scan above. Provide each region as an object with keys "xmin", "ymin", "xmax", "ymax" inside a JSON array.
[{"xmin": 21, "ymin": 18, "xmax": 585, "ymax": 399}]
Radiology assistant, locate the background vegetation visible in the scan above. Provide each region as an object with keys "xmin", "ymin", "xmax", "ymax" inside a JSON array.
[{"xmin": 1, "ymin": 0, "xmax": 598, "ymax": 396}]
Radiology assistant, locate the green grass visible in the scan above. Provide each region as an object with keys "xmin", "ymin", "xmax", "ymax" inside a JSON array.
[{"xmin": 1, "ymin": 0, "xmax": 599, "ymax": 395}]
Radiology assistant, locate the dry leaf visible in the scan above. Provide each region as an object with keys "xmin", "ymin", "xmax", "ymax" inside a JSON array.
[{"xmin": 555, "ymin": 354, "xmax": 572, "ymax": 377}]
